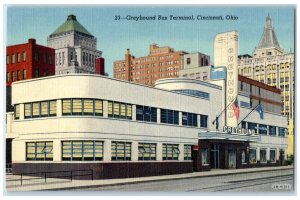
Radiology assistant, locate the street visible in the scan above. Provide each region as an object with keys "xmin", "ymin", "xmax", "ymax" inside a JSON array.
[{"xmin": 78, "ymin": 169, "xmax": 293, "ymax": 192}]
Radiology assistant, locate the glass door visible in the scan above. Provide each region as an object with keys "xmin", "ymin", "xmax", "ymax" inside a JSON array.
[
  {"xmin": 228, "ymin": 149, "xmax": 236, "ymax": 169},
  {"xmin": 210, "ymin": 144, "xmax": 220, "ymax": 169}
]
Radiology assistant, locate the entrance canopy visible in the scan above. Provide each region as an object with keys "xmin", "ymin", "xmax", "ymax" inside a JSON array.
[{"xmin": 199, "ymin": 131, "xmax": 261, "ymax": 142}]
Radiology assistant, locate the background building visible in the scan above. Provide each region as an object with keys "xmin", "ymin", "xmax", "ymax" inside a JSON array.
[
  {"xmin": 113, "ymin": 44, "xmax": 187, "ymax": 86},
  {"xmin": 237, "ymin": 15, "xmax": 294, "ymax": 156},
  {"xmin": 47, "ymin": 14, "xmax": 104, "ymax": 75},
  {"xmin": 6, "ymin": 38, "xmax": 55, "ymax": 112},
  {"xmin": 179, "ymin": 52, "xmax": 211, "ymax": 81}
]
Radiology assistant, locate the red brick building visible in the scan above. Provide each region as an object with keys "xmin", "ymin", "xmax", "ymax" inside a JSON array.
[
  {"xmin": 6, "ymin": 38, "xmax": 55, "ymax": 86},
  {"xmin": 95, "ymin": 57, "xmax": 105, "ymax": 75},
  {"xmin": 114, "ymin": 44, "xmax": 187, "ymax": 86}
]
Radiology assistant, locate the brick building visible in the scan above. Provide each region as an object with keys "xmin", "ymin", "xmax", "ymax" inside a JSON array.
[
  {"xmin": 6, "ymin": 38, "xmax": 55, "ymax": 111},
  {"xmin": 113, "ymin": 44, "xmax": 187, "ymax": 86}
]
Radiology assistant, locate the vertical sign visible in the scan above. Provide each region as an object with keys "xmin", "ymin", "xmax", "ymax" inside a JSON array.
[{"xmin": 214, "ymin": 31, "xmax": 239, "ymax": 127}]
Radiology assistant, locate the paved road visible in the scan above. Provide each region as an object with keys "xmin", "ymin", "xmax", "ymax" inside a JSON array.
[{"xmin": 78, "ymin": 169, "xmax": 293, "ymax": 192}]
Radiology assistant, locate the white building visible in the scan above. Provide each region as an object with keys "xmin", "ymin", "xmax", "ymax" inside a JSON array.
[
  {"xmin": 6, "ymin": 74, "xmax": 288, "ymax": 179},
  {"xmin": 47, "ymin": 15, "xmax": 102, "ymax": 75}
]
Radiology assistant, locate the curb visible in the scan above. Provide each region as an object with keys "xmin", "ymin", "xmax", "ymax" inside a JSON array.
[{"xmin": 42, "ymin": 166, "xmax": 294, "ymax": 191}]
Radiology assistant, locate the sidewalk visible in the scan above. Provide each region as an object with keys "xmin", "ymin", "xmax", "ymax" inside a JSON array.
[{"xmin": 5, "ymin": 165, "xmax": 293, "ymax": 192}]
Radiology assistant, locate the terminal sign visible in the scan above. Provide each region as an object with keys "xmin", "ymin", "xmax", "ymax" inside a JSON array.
[{"xmin": 223, "ymin": 126, "xmax": 258, "ymax": 136}]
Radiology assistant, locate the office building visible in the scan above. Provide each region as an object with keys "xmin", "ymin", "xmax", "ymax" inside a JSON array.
[
  {"xmin": 113, "ymin": 44, "xmax": 187, "ymax": 86},
  {"xmin": 47, "ymin": 14, "xmax": 104, "ymax": 75}
]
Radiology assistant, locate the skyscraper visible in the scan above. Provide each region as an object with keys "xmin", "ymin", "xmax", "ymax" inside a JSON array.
[{"xmin": 47, "ymin": 14, "xmax": 104, "ymax": 75}]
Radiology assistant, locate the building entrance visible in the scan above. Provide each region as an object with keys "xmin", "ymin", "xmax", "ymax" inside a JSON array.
[
  {"xmin": 228, "ymin": 149, "xmax": 237, "ymax": 169},
  {"xmin": 210, "ymin": 144, "xmax": 220, "ymax": 169}
]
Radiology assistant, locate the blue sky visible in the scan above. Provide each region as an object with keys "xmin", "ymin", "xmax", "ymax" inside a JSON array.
[{"xmin": 5, "ymin": 5, "xmax": 295, "ymax": 77}]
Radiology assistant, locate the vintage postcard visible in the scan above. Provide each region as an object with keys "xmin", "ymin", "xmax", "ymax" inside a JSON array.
[{"xmin": 4, "ymin": 4, "xmax": 295, "ymax": 194}]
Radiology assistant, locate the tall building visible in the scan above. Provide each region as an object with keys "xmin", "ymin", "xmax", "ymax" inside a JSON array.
[
  {"xmin": 6, "ymin": 38, "xmax": 55, "ymax": 111},
  {"xmin": 47, "ymin": 14, "xmax": 104, "ymax": 75},
  {"xmin": 237, "ymin": 15, "xmax": 294, "ymax": 155},
  {"xmin": 113, "ymin": 44, "xmax": 187, "ymax": 86}
]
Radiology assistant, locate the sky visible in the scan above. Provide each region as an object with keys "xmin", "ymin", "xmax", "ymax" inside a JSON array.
[{"xmin": 5, "ymin": 5, "xmax": 295, "ymax": 77}]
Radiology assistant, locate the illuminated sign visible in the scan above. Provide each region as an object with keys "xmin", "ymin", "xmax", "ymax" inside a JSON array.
[
  {"xmin": 223, "ymin": 126, "xmax": 258, "ymax": 136},
  {"xmin": 214, "ymin": 31, "xmax": 239, "ymax": 127}
]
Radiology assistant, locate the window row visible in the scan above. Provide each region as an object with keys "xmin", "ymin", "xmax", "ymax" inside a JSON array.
[
  {"xmin": 26, "ymin": 141, "xmax": 192, "ymax": 161},
  {"xmin": 243, "ymin": 121, "xmax": 286, "ymax": 136},
  {"xmin": 62, "ymin": 98, "xmax": 103, "ymax": 116},
  {"xmin": 249, "ymin": 148, "xmax": 277, "ymax": 163},
  {"xmin": 173, "ymin": 89, "xmax": 210, "ymax": 100},
  {"xmin": 6, "ymin": 70, "xmax": 26, "ymax": 82},
  {"xmin": 23, "ymin": 101, "xmax": 57, "ymax": 119},
  {"xmin": 6, "ymin": 52, "xmax": 26, "ymax": 64}
]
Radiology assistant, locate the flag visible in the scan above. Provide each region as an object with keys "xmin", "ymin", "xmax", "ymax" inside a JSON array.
[
  {"xmin": 232, "ymin": 98, "xmax": 240, "ymax": 120},
  {"xmin": 255, "ymin": 104, "xmax": 264, "ymax": 120}
]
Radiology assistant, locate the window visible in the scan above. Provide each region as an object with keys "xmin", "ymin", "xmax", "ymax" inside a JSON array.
[
  {"xmin": 136, "ymin": 105, "xmax": 157, "ymax": 122},
  {"xmin": 49, "ymin": 100, "xmax": 57, "ymax": 116},
  {"xmin": 249, "ymin": 149, "xmax": 256, "ymax": 163},
  {"xmin": 83, "ymin": 99, "xmax": 93, "ymax": 115},
  {"xmin": 49, "ymin": 55, "xmax": 52, "ymax": 64},
  {"xmin": 187, "ymin": 58, "xmax": 191, "ymax": 65},
  {"xmin": 241, "ymin": 121, "xmax": 246, "ymax": 129},
  {"xmin": 12, "ymin": 54, "xmax": 15, "ymax": 63},
  {"xmin": 34, "ymin": 68, "xmax": 39, "ymax": 78},
  {"xmin": 240, "ymin": 101, "xmax": 250, "ymax": 108},
  {"xmin": 111, "ymin": 141, "xmax": 131, "ymax": 161},
  {"xmin": 6, "ymin": 72, "xmax": 10, "ymax": 82},
  {"xmin": 32, "ymin": 102, "xmax": 40, "ymax": 118},
  {"xmin": 62, "ymin": 141, "xmax": 103, "ymax": 161},
  {"xmin": 14, "ymin": 104, "xmax": 20, "ymax": 120},
  {"xmin": 17, "ymin": 53, "xmax": 20, "ymax": 62},
  {"xmin": 184, "ymin": 145, "xmax": 192, "ymax": 160},
  {"xmin": 17, "ymin": 70, "xmax": 20, "ymax": 80},
  {"xmin": 201, "ymin": 149, "xmax": 209, "ymax": 165},
  {"xmin": 241, "ymin": 149, "xmax": 246, "ymax": 163},
  {"xmin": 173, "ymin": 89, "xmax": 210, "ymax": 100},
  {"xmin": 260, "ymin": 149, "xmax": 267, "ymax": 163},
  {"xmin": 94, "ymin": 100, "xmax": 103, "ymax": 116},
  {"xmin": 34, "ymin": 52, "xmax": 39, "ymax": 61},
  {"xmin": 269, "ymin": 126, "xmax": 276, "ymax": 136},
  {"xmin": 248, "ymin": 122, "xmax": 257, "ymax": 132},
  {"xmin": 41, "ymin": 101, "xmax": 49, "ymax": 117},
  {"xmin": 24, "ymin": 103, "xmax": 32, "ymax": 119},
  {"xmin": 162, "ymin": 144, "xmax": 180, "ymax": 160},
  {"xmin": 200, "ymin": 115, "xmax": 208, "ymax": 128},
  {"xmin": 62, "ymin": 99, "xmax": 72, "ymax": 115},
  {"xmin": 43, "ymin": 53, "xmax": 47, "ymax": 64},
  {"xmin": 23, "ymin": 52, "xmax": 26, "ymax": 61},
  {"xmin": 108, "ymin": 101, "xmax": 132, "ymax": 120},
  {"xmin": 72, "ymin": 99, "xmax": 82, "ymax": 115},
  {"xmin": 12, "ymin": 71, "xmax": 15, "ymax": 81},
  {"xmin": 258, "ymin": 124, "xmax": 268, "ymax": 135},
  {"xmin": 23, "ymin": 69, "xmax": 26, "ymax": 79},
  {"xmin": 182, "ymin": 112, "xmax": 197, "ymax": 127},
  {"xmin": 6, "ymin": 55, "xmax": 9, "ymax": 64},
  {"xmin": 279, "ymin": 127, "xmax": 286, "ymax": 137},
  {"xmin": 26, "ymin": 142, "xmax": 53, "ymax": 161},
  {"xmin": 270, "ymin": 149, "xmax": 276, "ymax": 163},
  {"xmin": 138, "ymin": 143, "xmax": 156, "ymax": 160},
  {"xmin": 161, "ymin": 109, "xmax": 179, "ymax": 125}
]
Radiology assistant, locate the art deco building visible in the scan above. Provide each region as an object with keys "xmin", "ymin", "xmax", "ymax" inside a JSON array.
[
  {"xmin": 237, "ymin": 15, "xmax": 294, "ymax": 156},
  {"xmin": 113, "ymin": 44, "xmax": 188, "ymax": 86},
  {"xmin": 47, "ymin": 15, "xmax": 104, "ymax": 75}
]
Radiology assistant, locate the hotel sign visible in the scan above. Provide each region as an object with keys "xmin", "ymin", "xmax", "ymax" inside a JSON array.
[
  {"xmin": 214, "ymin": 31, "xmax": 239, "ymax": 127},
  {"xmin": 223, "ymin": 126, "xmax": 258, "ymax": 136}
]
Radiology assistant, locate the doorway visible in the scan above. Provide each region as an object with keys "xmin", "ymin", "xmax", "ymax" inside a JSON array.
[
  {"xmin": 210, "ymin": 144, "xmax": 220, "ymax": 169},
  {"xmin": 228, "ymin": 149, "xmax": 236, "ymax": 169}
]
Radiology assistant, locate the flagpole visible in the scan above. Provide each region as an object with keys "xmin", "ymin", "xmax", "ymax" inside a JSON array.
[{"xmin": 237, "ymin": 103, "xmax": 259, "ymax": 126}]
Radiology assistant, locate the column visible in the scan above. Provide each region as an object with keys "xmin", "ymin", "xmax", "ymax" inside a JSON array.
[
  {"xmin": 256, "ymin": 147, "xmax": 260, "ymax": 162},
  {"xmin": 197, "ymin": 115, "xmax": 201, "ymax": 128},
  {"xmin": 53, "ymin": 139, "xmax": 61, "ymax": 162},
  {"xmin": 179, "ymin": 143, "xmax": 184, "ymax": 161},
  {"xmin": 179, "ymin": 112, "xmax": 182, "ymax": 126},
  {"xmin": 20, "ymin": 103, "xmax": 24, "ymax": 120},
  {"xmin": 131, "ymin": 141, "xmax": 138, "ymax": 161},
  {"xmin": 57, "ymin": 100, "xmax": 62, "ymax": 117},
  {"xmin": 157, "ymin": 142, "xmax": 162, "ymax": 161},
  {"xmin": 266, "ymin": 147, "xmax": 270, "ymax": 162},
  {"xmin": 157, "ymin": 108, "xmax": 161, "ymax": 123},
  {"xmin": 132, "ymin": 105, "xmax": 136, "ymax": 121},
  {"xmin": 103, "ymin": 100, "xmax": 108, "ymax": 118},
  {"xmin": 103, "ymin": 140, "xmax": 111, "ymax": 161}
]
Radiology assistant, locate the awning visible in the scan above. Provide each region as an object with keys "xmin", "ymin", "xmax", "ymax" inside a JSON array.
[{"xmin": 198, "ymin": 131, "xmax": 261, "ymax": 142}]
